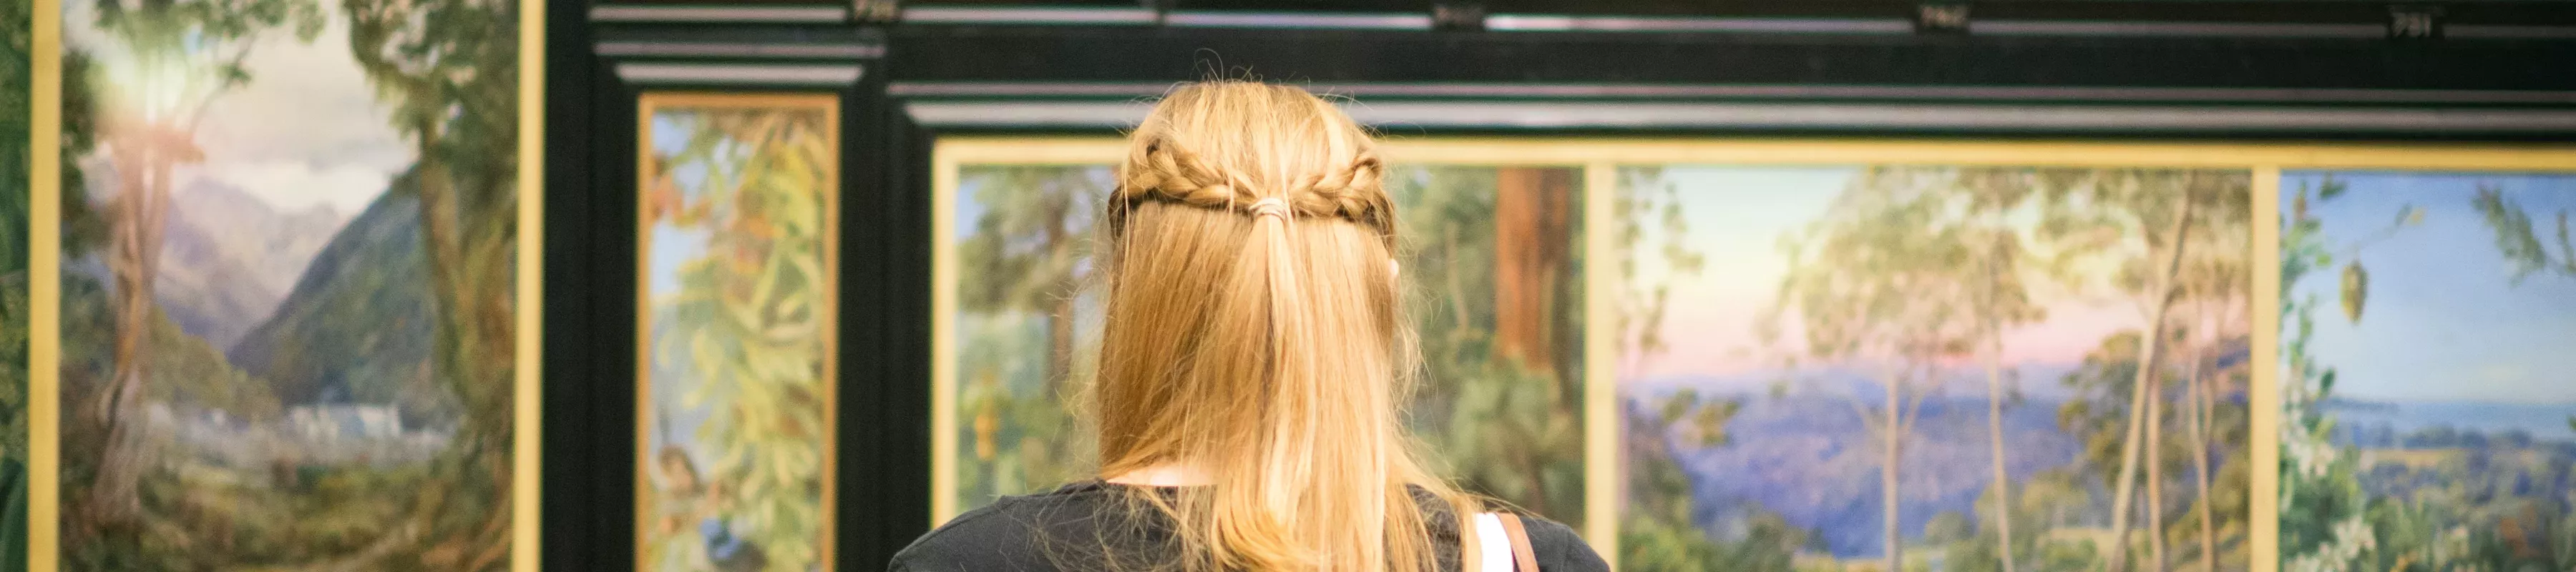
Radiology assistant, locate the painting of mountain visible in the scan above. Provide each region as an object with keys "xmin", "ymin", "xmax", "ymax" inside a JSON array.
[
  {"xmin": 1617, "ymin": 165, "xmax": 2253, "ymax": 572},
  {"xmin": 54, "ymin": 0, "xmax": 525, "ymax": 568},
  {"xmin": 67, "ymin": 170, "xmax": 348, "ymax": 349},
  {"xmin": 2278, "ymin": 172, "xmax": 2576, "ymax": 572},
  {"xmin": 636, "ymin": 94, "xmax": 839, "ymax": 572},
  {"xmin": 225, "ymin": 187, "xmax": 436, "ymax": 415},
  {"xmin": 941, "ymin": 160, "xmax": 1589, "ymax": 530},
  {"xmin": 1631, "ymin": 388, "xmax": 2087, "ymax": 558}
]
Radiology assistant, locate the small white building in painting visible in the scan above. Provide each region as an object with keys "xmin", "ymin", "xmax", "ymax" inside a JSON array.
[
  {"xmin": 287, "ymin": 403, "xmax": 406, "ymax": 443},
  {"xmin": 145, "ymin": 400, "xmax": 451, "ymax": 473}
]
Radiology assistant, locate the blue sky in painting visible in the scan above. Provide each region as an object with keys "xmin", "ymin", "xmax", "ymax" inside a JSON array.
[
  {"xmin": 647, "ymin": 114, "xmax": 712, "ymax": 299},
  {"xmin": 1624, "ymin": 167, "xmax": 1846, "ymax": 386},
  {"xmin": 956, "ymin": 175, "xmax": 990, "ymax": 240},
  {"xmin": 2288, "ymin": 172, "xmax": 2576, "ymax": 406},
  {"xmin": 645, "ymin": 111, "xmax": 718, "ymax": 466}
]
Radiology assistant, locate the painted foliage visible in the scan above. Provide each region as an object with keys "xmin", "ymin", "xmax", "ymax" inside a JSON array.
[
  {"xmin": 945, "ymin": 163, "xmax": 1588, "ymax": 528},
  {"xmin": 1618, "ymin": 166, "xmax": 2253, "ymax": 572},
  {"xmin": 2277, "ymin": 172, "xmax": 2576, "ymax": 572},
  {"xmin": 1, "ymin": 0, "xmax": 31, "ymax": 567},
  {"xmin": 638, "ymin": 96, "xmax": 839, "ymax": 572},
  {"xmin": 54, "ymin": 0, "xmax": 522, "ymax": 567}
]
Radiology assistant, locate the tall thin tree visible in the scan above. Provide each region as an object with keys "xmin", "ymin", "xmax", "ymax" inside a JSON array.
[
  {"xmin": 1956, "ymin": 169, "xmax": 2043, "ymax": 572},
  {"xmin": 1770, "ymin": 167, "xmax": 1981, "ymax": 572},
  {"xmin": 74, "ymin": 0, "xmax": 318, "ymax": 539},
  {"xmin": 343, "ymin": 0, "xmax": 518, "ymax": 563}
]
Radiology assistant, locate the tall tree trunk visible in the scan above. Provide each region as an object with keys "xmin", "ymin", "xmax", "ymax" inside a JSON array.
[
  {"xmin": 411, "ymin": 128, "xmax": 518, "ymax": 565},
  {"xmin": 2148, "ymin": 373, "xmax": 2167, "ymax": 572},
  {"xmin": 2106, "ymin": 188, "xmax": 2198, "ymax": 572},
  {"xmin": 1983, "ymin": 347, "xmax": 2016, "ymax": 572},
  {"xmin": 86, "ymin": 134, "xmax": 173, "ymax": 534},
  {"xmin": 1980, "ymin": 249, "xmax": 2018, "ymax": 572},
  {"xmin": 2189, "ymin": 343, "xmax": 2217, "ymax": 572},
  {"xmin": 1042, "ymin": 207, "xmax": 1071, "ymax": 399},
  {"xmin": 1885, "ymin": 375, "xmax": 1904, "ymax": 572},
  {"xmin": 1492, "ymin": 168, "xmax": 1572, "ymax": 383},
  {"xmin": 1494, "ymin": 167, "xmax": 1576, "ymax": 521}
]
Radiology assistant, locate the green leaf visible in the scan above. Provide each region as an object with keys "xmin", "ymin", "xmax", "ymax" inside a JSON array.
[{"xmin": 2340, "ymin": 262, "xmax": 2368, "ymax": 323}]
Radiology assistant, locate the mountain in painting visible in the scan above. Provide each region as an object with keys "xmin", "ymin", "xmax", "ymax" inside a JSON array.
[
  {"xmin": 158, "ymin": 179, "xmax": 347, "ymax": 347},
  {"xmin": 228, "ymin": 174, "xmax": 443, "ymax": 420},
  {"xmin": 1646, "ymin": 389, "xmax": 2089, "ymax": 558},
  {"xmin": 70, "ymin": 164, "xmax": 347, "ymax": 349}
]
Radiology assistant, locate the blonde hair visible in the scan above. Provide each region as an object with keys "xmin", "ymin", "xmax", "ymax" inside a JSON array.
[{"xmin": 1091, "ymin": 81, "xmax": 1479, "ymax": 571}]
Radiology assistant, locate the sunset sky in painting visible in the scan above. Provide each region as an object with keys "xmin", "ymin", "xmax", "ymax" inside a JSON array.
[{"xmin": 1622, "ymin": 166, "xmax": 2165, "ymax": 392}]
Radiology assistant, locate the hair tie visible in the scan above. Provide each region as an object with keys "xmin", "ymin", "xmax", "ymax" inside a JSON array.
[{"xmin": 1247, "ymin": 197, "xmax": 1292, "ymax": 220}]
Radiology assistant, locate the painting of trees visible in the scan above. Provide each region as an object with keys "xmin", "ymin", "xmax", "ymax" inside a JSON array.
[
  {"xmin": 341, "ymin": 0, "xmax": 524, "ymax": 564},
  {"xmin": 1392, "ymin": 166, "xmax": 1586, "ymax": 526},
  {"xmin": 1624, "ymin": 164, "xmax": 2250, "ymax": 572},
  {"xmin": 71, "ymin": 0, "xmax": 321, "ymax": 541},
  {"xmin": 952, "ymin": 164, "xmax": 1103, "ymax": 509},
  {"xmin": 640, "ymin": 98, "xmax": 837, "ymax": 572},
  {"xmin": 1769, "ymin": 167, "xmax": 1985, "ymax": 572},
  {"xmin": 2029, "ymin": 169, "xmax": 2249, "ymax": 572}
]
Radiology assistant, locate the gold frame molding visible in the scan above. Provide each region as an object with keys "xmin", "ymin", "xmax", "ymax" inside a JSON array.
[
  {"xmin": 29, "ymin": 0, "xmax": 62, "ymax": 567},
  {"xmin": 632, "ymin": 91, "xmax": 843, "ymax": 572},
  {"xmin": 930, "ymin": 136, "xmax": 2576, "ymax": 572}
]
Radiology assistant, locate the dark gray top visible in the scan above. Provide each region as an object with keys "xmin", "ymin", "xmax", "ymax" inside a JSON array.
[{"xmin": 889, "ymin": 480, "xmax": 1609, "ymax": 572}]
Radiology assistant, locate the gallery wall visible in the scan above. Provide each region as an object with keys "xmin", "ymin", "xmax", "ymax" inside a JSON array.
[{"xmin": 0, "ymin": 0, "xmax": 2573, "ymax": 571}]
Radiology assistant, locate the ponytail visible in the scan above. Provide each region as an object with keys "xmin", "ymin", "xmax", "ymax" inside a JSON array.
[{"xmin": 1090, "ymin": 82, "xmax": 1478, "ymax": 572}]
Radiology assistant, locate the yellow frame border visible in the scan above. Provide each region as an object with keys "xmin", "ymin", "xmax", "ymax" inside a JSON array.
[
  {"xmin": 29, "ymin": 0, "xmax": 545, "ymax": 568},
  {"xmin": 633, "ymin": 92, "xmax": 843, "ymax": 572},
  {"xmin": 515, "ymin": 0, "xmax": 545, "ymax": 568},
  {"xmin": 929, "ymin": 136, "xmax": 2576, "ymax": 571},
  {"xmin": 31, "ymin": 0, "xmax": 63, "ymax": 568}
]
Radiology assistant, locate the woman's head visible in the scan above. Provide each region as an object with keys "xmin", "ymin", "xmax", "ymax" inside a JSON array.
[{"xmin": 1091, "ymin": 81, "xmax": 1467, "ymax": 572}]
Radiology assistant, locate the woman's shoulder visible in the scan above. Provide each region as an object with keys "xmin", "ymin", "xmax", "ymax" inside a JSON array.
[
  {"xmin": 887, "ymin": 483, "xmax": 1126, "ymax": 572},
  {"xmin": 1508, "ymin": 513, "xmax": 1611, "ymax": 572}
]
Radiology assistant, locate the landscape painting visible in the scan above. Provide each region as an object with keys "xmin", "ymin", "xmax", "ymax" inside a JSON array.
[
  {"xmin": 54, "ymin": 0, "xmax": 525, "ymax": 568},
  {"xmin": 1617, "ymin": 165, "xmax": 2253, "ymax": 572},
  {"xmin": 637, "ymin": 93, "xmax": 839, "ymax": 572},
  {"xmin": 942, "ymin": 159, "xmax": 1587, "ymax": 530},
  {"xmin": 2, "ymin": 0, "xmax": 30, "ymax": 566},
  {"xmin": 2277, "ymin": 171, "xmax": 2576, "ymax": 572}
]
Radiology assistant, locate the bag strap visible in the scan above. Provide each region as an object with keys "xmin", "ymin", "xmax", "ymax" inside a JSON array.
[
  {"xmin": 1461, "ymin": 513, "xmax": 1484, "ymax": 572},
  {"xmin": 1499, "ymin": 513, "xmax": 1540, "ymax": 572},
  {"xmin": 1460, "ymin": 513, "xmax": 1541, "ymax": 571}
]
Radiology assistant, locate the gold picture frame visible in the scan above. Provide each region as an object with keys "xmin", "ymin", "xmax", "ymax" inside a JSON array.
[
  {"xmin": 633, "ymin": 92, "xmax": 842, "ymax": 572},
  {"xmin": 28, "ymin": 0, "xmax": 547, "ymax": 568}
]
